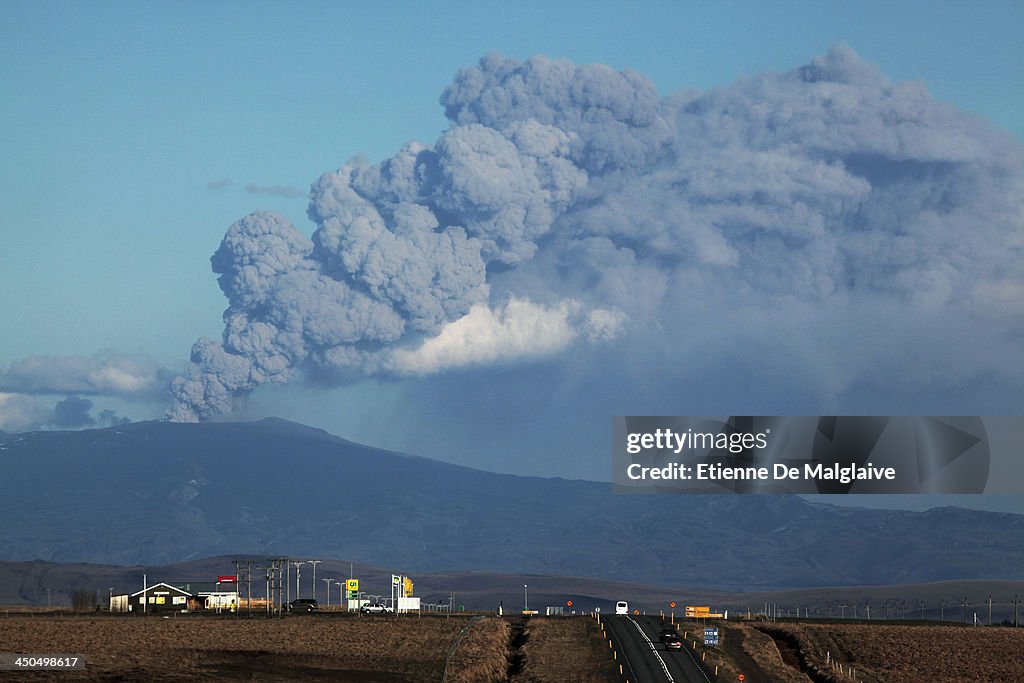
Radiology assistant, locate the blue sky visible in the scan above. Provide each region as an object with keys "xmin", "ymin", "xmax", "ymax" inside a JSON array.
[
  {"xmin": 3, "ymin": 0, "xmax": 1021, "ymax": 361},
  {"xmin": 1, "ymin": 1, "xmax": 1022, "ymax": 509}
]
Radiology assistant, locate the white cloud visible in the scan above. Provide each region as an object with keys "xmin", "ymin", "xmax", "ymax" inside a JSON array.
[
  {"xmin": 0, "ymin": 353, "xmax": 164, "ymax": 396},
  {"xmin": 390, "ymin": 297, "xmax": 623, "ymax": 375},
  {"xmin": 0, "ymin": 393, "xmax": 50, "ymax": 432}
]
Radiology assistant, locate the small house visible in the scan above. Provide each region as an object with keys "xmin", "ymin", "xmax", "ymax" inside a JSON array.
[{"xmin": 115, "ymin": 582, "xmax": 192, "ymax": 613}]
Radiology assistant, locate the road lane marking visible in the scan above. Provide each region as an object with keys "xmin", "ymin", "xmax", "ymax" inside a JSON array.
[{"xmin": 627, "ymin": 616, "xmax": 674, "ymax": 682}]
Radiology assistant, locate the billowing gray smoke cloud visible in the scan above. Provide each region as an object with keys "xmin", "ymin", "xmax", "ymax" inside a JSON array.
[
  {"xmin": 170, "ymin": 45, "xmax": 1023, "ymax": 422},
  {"xmin": 51, "ymin": 396, "xmax": 95, "ymax": 428},
  {"xmin": 0, "ymin": 393, "xmax": 132, "ymax": 432}
]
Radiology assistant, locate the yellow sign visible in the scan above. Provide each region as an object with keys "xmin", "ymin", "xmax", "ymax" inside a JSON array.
[
  {"xmin": 346, "ymin": 579, "xmax": 359, "ymax": 591},
  {"xmin": 403, "ymin": 577, "xmax": 413, "ymax": 597},
  {"xmin": 685, "ymin": 605, "xmax": 711, "ymax": 616}
]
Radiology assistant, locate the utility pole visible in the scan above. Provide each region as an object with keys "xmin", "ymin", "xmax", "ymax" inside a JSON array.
[
  {"xmin": 988, "ymin": 595, "xmax": 993, "ymax": 626},
  {"xmin": 266, "ymin": 558, "xmax": 287, "ymax": 617},
  {"xmin": 277, "ymin": 558, "xmax": 288, "ymax": 616},
  {"xmin": 265, "ymin": 564, "xmax": 272, "ymax": 617},
  {"xmin": 1013, "ymin": 594, "xmax": 1019, "ymax": 627},
  {"xmin": 962, "ymin": 597, "xmax": 970, "ymax": 625},
  {"xmin": 309, "ymin": 560, "xmax": 322, "ymax": 602},
  {"xmin": 232, "ymin": 560, "xmax": 252, "ymax": 617},
  {"xmin": 292, "ymin": 561, "xmax": 305, "ymax": 601},
  {"xmin": 323, "ymin": 579, "xmax": 334, "ymax": 608},
  {"xmin": 939, "ymin": 600, "xmax": 946, "ymax": 621},
  {"xmin": 523, "ymin": 584, "xmax": 528, "ymax": 613}
]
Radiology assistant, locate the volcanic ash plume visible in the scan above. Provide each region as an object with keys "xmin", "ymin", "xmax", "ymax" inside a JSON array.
[{"xmin": 169, "ymin": 45, "xmax": 1023, "ymax": 421}]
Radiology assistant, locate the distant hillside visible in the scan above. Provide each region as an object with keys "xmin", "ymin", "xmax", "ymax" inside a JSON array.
[{"xmin": 1, "ymin": 419, "xmax": 1023, "ymax": 590}]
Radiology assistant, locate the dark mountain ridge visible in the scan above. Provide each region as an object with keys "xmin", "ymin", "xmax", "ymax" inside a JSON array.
[{"xmin": 1, "ymin": 419, "xmax": 1022, "ymax": 591}]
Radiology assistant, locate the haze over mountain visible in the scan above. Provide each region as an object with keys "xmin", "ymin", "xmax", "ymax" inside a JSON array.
[{"xmin": 2, "ymin": 419, "xmax": 1022, "ymax": 592}]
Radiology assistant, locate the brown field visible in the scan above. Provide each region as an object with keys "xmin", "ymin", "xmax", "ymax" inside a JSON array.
[
  {"xmin": 0, "ymin": 613, "xmax": 616, "ymax": 682},
  {"xmin": 444, "ymin": 616, "xmax": 510, "ymax": 683},
  {"xmin": 753, "ymin": 622, "xmax": 1024, "ymax": 682},
  {"xmin": 735, "ymin": 625, "xmax": 812, "ymax": 682},
  {"xmin": 0, "ymin": 613, "xmax": 507, "ymax": 681},
  {"xmin": 509, "ymin": 617, "xmax": 617, "ymax": 683}
]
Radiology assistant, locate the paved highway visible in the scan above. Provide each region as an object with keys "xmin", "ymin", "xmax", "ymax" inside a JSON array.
[{"xmin": 602, "ymin": 614, "xmax": 712, "ymax": 683}]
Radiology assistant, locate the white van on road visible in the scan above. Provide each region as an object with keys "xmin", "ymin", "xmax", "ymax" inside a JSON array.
[{"xmin": 615, "ymin": 600, "xmax": 628, "ymax": 615}]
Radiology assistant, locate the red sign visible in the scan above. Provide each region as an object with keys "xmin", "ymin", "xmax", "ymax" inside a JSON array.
[
  {"xmin": 738, "ymin": 676, "xmax": 745, "ymax": 681},
  {"xmin": 567, "ymin": 600, "xmax": 573, "ymax": 607},
  {"xmin": 217, "ymin": 575, "xmax": 237, "ymax": 583},
  {"xmin": 670, "ymin": 601, "xmax": 676, "ymax": 608}
]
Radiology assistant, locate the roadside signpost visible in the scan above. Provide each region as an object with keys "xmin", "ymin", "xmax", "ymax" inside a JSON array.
[
  {"xmin": 704, "ymin": 627, "xmax": 719, "ymax": 646},
  {"xmin": 346, "ymin": 579, "xmax": 359, "ymax": 609}
]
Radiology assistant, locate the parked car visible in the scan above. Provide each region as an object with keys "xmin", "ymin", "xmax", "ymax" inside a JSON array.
[
  {"xmin": 284, "ymin": 599, "xmax": 318, "ymax": 613},
  {"xmin": 360, "ymin": 603, "xmax": 394, "ymax": 614}
]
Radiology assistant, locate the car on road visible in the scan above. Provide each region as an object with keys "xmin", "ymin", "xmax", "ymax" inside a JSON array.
[
  {"xmin": 360, "ymin": 603, "xmax": 394, "ymax": 614},
  {"xmin": 664, "ymin": 635, "xmax": 683, "ymax": 651},
  {"xmin": 284, "ymin": 598, "xmax": 318, "ymax": 613},
  {"xmin": 615, "ymin": 601, "xmax": 629, "ymax": 615}
]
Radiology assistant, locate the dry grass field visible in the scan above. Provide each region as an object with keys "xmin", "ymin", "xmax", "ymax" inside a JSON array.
[
  {"xmin": 0, "ymin": 613, "xmax": 619, "ymax": 682},
  {"xmin": 509, "ymin": 617, "xmax": 618, "ymax": 682},
  {"xmin": 444, "ymin": 616, "xmax": 510, "ymax": 683},
  {"xmin": 0, "ymin": 613, "xmax": 509, "ymax": 681},
  {"xmin": 754, "ymin": 622, "xmax": 1024, "ymax": 682}
]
